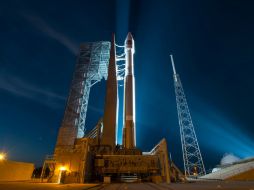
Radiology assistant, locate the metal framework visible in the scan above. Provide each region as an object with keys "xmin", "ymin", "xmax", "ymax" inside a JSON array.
[
  {"xmin": 115, "ymin": 43, "xmax": 126, "ymax": 81},
  {"xmin": 61, "ymin": 42, "xmax": 110, "ymax": 138},
  {"xmin": 170, "ymin": 55, "xmax": 206, "ymax": 176}
]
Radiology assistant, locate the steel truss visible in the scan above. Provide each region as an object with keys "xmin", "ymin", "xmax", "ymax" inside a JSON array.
[
  {"xmin": 170, "ymin": 55, "xmax": 206, "ymax": 177},
  {"xmin": 61, "ymin": 42, "xmax": 110, "ymax": 138}
]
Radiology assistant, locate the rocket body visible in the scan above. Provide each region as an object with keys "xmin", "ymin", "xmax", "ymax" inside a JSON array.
[
  {"xmin": 122, "ymin": 33, "xmax": 136, "ymax": 149},
  {"xmin": 101, "ymin": 34, "xmax": 118, "ymax": 149}
]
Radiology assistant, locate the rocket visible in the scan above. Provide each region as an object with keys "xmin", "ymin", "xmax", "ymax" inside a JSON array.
[
  {"xmin": 101, "ymin": 34, "xmax": 118, "ymax": 149},
  {"xmin": 122, "ymin": 32, "xmax": 136, "ymax": 149}
]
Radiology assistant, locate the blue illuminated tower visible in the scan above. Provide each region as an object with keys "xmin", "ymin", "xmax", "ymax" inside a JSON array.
[{"xmin": 170, "ymin": 55, "xmax": 206, "ymax": 177}]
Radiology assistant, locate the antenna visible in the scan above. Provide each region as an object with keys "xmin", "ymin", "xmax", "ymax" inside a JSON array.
[
  {"xmin": 170, "ymin": 54, "xmax": 178, "ymax": 82},
  {"xmin": 170, "ymin": 54, "xmax": 177, "ymax": 75}
]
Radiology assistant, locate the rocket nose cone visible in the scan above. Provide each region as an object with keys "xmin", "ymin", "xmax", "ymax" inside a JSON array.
[
  {"xmin": 111, "ymin": 33, "xmax": 115, "ymax": 44},
  {"xmin": 125, "ymin": 32, "xmax": 134, "ymax": 44},
  {"xmin": 125, "ymin": 32, "xmax": 134, "ymax": 51},
  {"xmin": 126, "ymin": 32, "xmax": 133, "ymax": 41}
]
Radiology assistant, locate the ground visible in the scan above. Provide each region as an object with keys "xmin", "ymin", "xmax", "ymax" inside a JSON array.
[{"xmin": 0, "ymin": 181, "xmax": 254, "ymax": 190}]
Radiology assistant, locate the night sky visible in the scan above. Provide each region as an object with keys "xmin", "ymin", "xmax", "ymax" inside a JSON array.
[{"xmin": 0, "ymin": 0, "xmax": 254, "ymax": 171}]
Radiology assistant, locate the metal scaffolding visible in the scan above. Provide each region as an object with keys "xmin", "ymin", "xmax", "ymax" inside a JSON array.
[
  {"xmin": 170, "ymin": 55, "xmax": 206, "ymax": 177},
  {"xmin": 61, "ymin": 42, "xmax": 110, "ymax": 138}
]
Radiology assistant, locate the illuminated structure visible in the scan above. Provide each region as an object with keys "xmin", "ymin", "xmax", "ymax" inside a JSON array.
[
  {"xmin": 0, "ymin": 153, "xmax": 6, "ymax": 161},
  {"xmin": 56, "ymin": 41, "xmax": 110, "ymax": 143},
  {"xmin": 122, "ymin": 33, "xmax": 136, "ymax": 149},
  {"xmin": 170, "ymin": 55, "xmax": 206, "ymax": 176},
  {"xmin": 42, "ymin": 34, "xmax": 171, "ymax": 183},
  {"xmin": 200, "ymin": 157, "xmax": 254, "ymax": 180}
]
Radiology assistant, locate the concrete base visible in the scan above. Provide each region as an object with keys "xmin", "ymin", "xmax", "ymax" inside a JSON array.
[
  {"xmin": 103, "ymin": 176, "xmax": 111, "ymax": 183},
  {"xmin": 0, "ymin": 160, "xmax": 34, "ymax": 181},
  {"xmin": 151, "ymin": 176, "xmax": 162, "ymax": 183},
  {"xmin": 1, "ymin": 181, "xmax": 254, "ymax": 190},
  {"xmin": 228, "ymin": 168, "xmax": 254, "ymax": 181}
]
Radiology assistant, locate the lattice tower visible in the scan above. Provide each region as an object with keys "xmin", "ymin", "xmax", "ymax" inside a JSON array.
[{"xmin": 170, "ymin": 55, "xmax": 206, "ymax": 176}]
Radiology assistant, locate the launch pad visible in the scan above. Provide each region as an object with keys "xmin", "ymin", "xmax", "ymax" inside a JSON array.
[{"xmin": 42, "ymin": 33, "xmax": 171, "ymax": 184}]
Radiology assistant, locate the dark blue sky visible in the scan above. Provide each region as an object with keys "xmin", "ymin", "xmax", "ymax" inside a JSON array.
[{"xmin": 0, "ymin": 0, "xmax": 254, "ymax": 171}]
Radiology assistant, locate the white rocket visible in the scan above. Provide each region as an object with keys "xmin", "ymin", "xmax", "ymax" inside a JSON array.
[{"xmin": 122, "ymin": 32, "xmax": 136, "ymax": 149}]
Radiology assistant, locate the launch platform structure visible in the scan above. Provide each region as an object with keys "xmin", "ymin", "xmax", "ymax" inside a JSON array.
[
  {"xmin": 44, "ymin": 34, "xmax": 171, "ymax": 184},
  {"xmin": 170, "ymin": 55, "xmax": 206, "ymax": 177},
  {"xmin": 59, "ymin": 42, "xmax": 110, "ymax": 140}
]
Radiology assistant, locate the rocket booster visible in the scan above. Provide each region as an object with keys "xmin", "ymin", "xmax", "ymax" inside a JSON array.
[
  {"xmin": 122, "ymin": 32, "xmax": 136, "ymax": 149},
  {"xmin": 101, "ymin": 34, "xmax": 118, "ymax": 149}
]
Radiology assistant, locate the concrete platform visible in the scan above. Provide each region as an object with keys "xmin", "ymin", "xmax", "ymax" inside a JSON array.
[
  {"xmin": 0, "ymin": 181, "xmax": 97, "ymax": 190},
  {"xmin": 0, "ymin": 160, "xmax": 34, "ymax": 181},
  {"xmin": 0, "ymin": 181, "xmax": 254, "ymax": 190}
]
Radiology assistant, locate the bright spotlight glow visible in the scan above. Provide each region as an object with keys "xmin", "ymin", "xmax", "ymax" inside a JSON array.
[
  {"xmin": 59, "ymin": 166, "xmax": 67, "ymax": 171},
  {"xmin": 0, "ymin": 153, "xmax": 6, "ymax": 160}
]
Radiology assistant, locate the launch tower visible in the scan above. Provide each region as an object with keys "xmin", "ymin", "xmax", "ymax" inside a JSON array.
[{"xmin": 170, "ymin": 55, "xmax": 206, "ymax": 177}]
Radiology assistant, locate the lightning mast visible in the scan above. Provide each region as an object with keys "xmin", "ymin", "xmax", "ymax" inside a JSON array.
[{"xmin": 170, "ymin": 54, "xmax": 206, "ymax": 177}]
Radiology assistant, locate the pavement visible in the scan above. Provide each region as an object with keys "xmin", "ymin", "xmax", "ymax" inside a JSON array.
[
  {"xmin": 0, "ymin": 181, "xmax": 97, "ymax": 190},
  {"xmin": 0, "ymin": 181, "xmax": 254, "ymax": 190}
]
